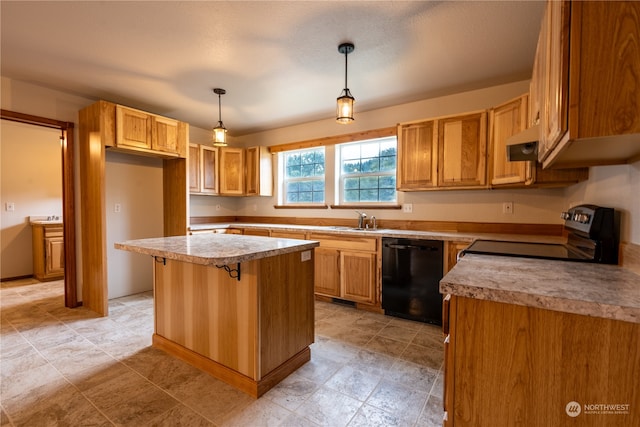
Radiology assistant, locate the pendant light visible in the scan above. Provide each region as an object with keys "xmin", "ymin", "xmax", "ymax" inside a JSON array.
[
  {"xmin": 336, "ymin": 42, "xmax": 355, "ymax": 124},
  {"xmin": 212, "ymin": 88, "xmax": 228, "ymax": 146}
]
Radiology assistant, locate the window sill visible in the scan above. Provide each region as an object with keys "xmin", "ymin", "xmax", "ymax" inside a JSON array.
[
  {"xmin": 330, "ymin": 204, "xmax": 401, "ymax": 210},
  {"xmin": 274, "ymin": 204, "xmax": 329, "ymax": 209}
]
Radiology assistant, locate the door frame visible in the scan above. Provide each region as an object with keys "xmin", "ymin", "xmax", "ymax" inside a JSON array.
[{"xmin": 1, "ymin": 109, "xmax": 78, "ymax": 307}]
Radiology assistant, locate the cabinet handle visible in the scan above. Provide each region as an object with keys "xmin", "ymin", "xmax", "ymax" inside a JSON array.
[{"xmin": 442, "ymin": 294, "xmax": 451, "ymax": 335}]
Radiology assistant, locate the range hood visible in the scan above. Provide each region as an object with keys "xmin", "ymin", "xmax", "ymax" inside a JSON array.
[{"xmin": 506, "ymin": 125, "xmax": 539, "ymax": 162}]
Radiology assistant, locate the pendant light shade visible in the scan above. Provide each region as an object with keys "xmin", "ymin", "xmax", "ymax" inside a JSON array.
[
  {"xmin": 336, "ymin": 42, "xmax": 355, "ymax": 124},
  {"xmin": 212, "ymin": 88, "xmax": 228, "ymax": 146}
]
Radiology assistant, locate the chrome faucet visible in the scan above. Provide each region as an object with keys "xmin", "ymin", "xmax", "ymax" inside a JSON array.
[
  {"xmin": 355, "ymin": 211, "xmax": 367, "ymax": 229},
  {"xmin": 369, "ymin": 216, "xmax": 377, "ymax": 230}
]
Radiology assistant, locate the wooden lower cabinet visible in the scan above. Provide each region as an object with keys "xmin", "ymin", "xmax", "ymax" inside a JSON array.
[
  {"xmin": 309, "ymin": 233, "xmax": 379, "ymax": 307},
  {"xmin": 444, "ymin": 241, "xmax": 469, "ymax": 273},
  {"xmin": 32, "ymin": 224, "xmax": 64, "ymax": 281},
  {"xmin": 443, "ymin": 295, "xmax": 640, "ymax": 426},
  {"xmin": 270, "ymin": 230, "xmax": 307, "ymax": 239}
]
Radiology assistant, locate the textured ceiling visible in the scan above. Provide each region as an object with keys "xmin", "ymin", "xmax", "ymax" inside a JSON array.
[{"xmin": 1, "ymin": 1, "xmax": 545, "ymax": 136}]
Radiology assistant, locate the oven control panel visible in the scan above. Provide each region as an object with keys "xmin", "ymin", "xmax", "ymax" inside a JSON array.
[{"xmin": 562, "ymin": 204, "xmax": 615, "ymax": 240}]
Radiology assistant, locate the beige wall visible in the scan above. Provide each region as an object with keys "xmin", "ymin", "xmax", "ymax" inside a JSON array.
[
  {"xmin": 565, "ymin": 161, "xmax": 640, "ymax": 244},
  {"xmin": 105, "ymin": 151, "xmax": 163, "ymax": 298},
  {"xmin": 0, "ymin": 120, "xmax": 63, "ymax": 279}
]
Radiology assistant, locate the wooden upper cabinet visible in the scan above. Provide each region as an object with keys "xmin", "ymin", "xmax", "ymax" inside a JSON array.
[
  {"xmin": 397, "ymin": 120, "xmax": 437, "ymax": 190},
  {"xmin": 490, "ymin": 95, "xmax": 530, "ymax": 186},
  {"xmin": 152, "ymin": 115, "xmax": 180, "ymax": 155},
  {"xmin": 188, "ymin": 144, "xmax": 201, "ymax": 193},
  {"xmin": 219, "ymin": 147, "xmax": 245, "ymax": 195},
  {"xmin": 490, "ymin": 95, "xmax": 589, "ymax": 188},
  {"xmin": 438, "ymin": 112, "xmax": 487, "ymax": 188},
  {"xmin": 245, "ymin": 146, "xmax": 273, "ymax": 197},
  {"xmin": 200, "ymin": 145, "xmax": 219, "ymax": 194},
  {"xmin": 537, "ymin": 0, "xmax": 640, "ymax": 168},
  {"xmin": 116, "ymin": 105, "xmax": 152, "ymax": 150},
  {"xmin": 114, "ymin": 105, "xmax": 187, "ymax": 158}
]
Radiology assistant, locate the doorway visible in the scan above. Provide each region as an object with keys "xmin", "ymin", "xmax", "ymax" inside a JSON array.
[{"xmin": 1, "ymin": 109, "xmax": 77, "ymax": 307}]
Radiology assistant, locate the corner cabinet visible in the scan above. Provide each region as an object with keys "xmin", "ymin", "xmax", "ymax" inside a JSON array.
[
  {"xmin": 32, "ymin": 223, "xmax": 65, "ymax": 281},
  {"xmin": 489, "ymin": 95, "xmax": 588, "ymax": 187},
  {"xmin": 308, "ymin": 233, "xmax": 379, "ymax": 308},
  {"xmin": 535, "ymin": 0, "xmax": 640, "ymax": 168},
  {"xmin": 79, "ymin": 100, "xmax": 188, "ymax": 315},
  {"xmin": 443, "ymin": 295, "xmax": 640, "ymax": 426}
]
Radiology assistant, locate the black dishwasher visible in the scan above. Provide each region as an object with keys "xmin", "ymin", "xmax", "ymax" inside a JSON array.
[{"xmin": 382, "ymin": 238, "xmax": 443, "ymax": 325}]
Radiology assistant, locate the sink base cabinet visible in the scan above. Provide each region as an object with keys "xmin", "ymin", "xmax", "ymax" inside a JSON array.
[
  {"xmin": 309, "ymin": 233, "xmax": 380, "ymax": 309},
  {"xmin": 443, "ymin": 296, "xmax": 640, "ymax": 426},
  {"xmin": 152, "ymin": 250, "xmax": 314, "ymax": 398}
]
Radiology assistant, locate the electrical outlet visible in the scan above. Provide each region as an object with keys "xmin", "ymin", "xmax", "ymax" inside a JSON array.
[
  {"xmin": 5, "ymin": 202, "xmax": 15, "ymax": 212},
  {"xmin": 503, "ymin": 202, "xmax": 514, "ymax": 214},
  {"xmin": 402, "ymin": 204, "xmax": 413, "ymax": 213},
  {"xmin": 114, "ymin": 203, "xmax": 121, "ymax": 213}
]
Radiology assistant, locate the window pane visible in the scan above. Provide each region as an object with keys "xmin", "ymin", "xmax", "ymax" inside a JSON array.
[
  {"xmin": 360, "ymin": 176, "xmax": 379, "ymax": 189},
  {"xmin": 337, "ymin": 137, "xmax": 397, "ymax": 204},
  {"xmin": 344, "ymin": 189, "xmax": 359, "ymax": 202},
  {"xmin": 282, "ymin": 147, "xmax": 325, "ymax": 204},
  {"xmin": 361, "ymin": 157, "xmax": 379, "ymax": 173},
  {"xmin": 360, "ymin": 189, "xmax": 379, "ymax": 202},
  {"xmin": 344, "ymin": 177, "xmax": 360, "ymax": 190}
]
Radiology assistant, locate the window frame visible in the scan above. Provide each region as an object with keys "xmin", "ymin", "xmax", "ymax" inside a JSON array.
[
  {"xmin": 278, "ymin": 146, "xmax": 326, "ymax": 206},
  {"xmin": 335, "ymin": 136, "xmax": 398, "ymax": 206}
]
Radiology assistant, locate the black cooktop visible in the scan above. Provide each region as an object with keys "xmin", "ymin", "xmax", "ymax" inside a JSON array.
[{"xmin": 462, "ymin": 240, "xmax": 591, "ymax": 262}]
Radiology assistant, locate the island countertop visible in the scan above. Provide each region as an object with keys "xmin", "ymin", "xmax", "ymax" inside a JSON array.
[
  {"xmin": 440, "ymin": 254, "xmax": 640, "ymax": 324},
  {"xmin": 115, "ymin": 233, "xmax": 319, "ymax": 266}
]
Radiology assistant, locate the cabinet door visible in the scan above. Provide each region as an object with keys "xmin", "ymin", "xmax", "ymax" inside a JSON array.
[
  {"xmin": 219, "ymin": 147, "xmax": 244, "ymax": 195},
  {"xmin": 243, "ymin": 228, "xmax": 271, "ymax": 237},
  {"xmin": 245, "ymin": 146, "xmax": 273, "ymax": 197},
  {"xmin": 438, "ymin": 112, "xmax": 488, "ymax": 188},
  {"xmin": 539, "ymin": 0, "xmax": 570, "ymax": 161},
  {"xmin": 46, "ymin": 237, "xmax": 65, "ymax": 276},
  {"xmin": 314, "ymin": 247, "xmax": 341, "ymax": 298},
  {"xmin": 341, "ymin": 251, "xmax": 376, "ymax": 304},
  {"xmin": 490, "ymin": 96, "xmax": 531, "ymax": 186},
  {"xmin": 116, "ymin": 105, "xmax": 153, "ymax": 150},
  {"xmin": 152, "ymin": 116, "xmax": 179, "ymax": 154},
  {"xmin": 200, "ymin": 145, "xmax": 219, "ymax": 195},
  {"xmin": 188, "ymin": 144, "xmax": 201, "ymax": 193},
  {"xmin": 397, "ymin": 121, "xmax": 437, "ymax": 190}
]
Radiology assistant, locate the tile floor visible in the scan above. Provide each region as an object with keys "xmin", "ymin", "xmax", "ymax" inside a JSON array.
[{"xmin": 1, "ymin": 278, "xmax": 444, "ymax": 426}]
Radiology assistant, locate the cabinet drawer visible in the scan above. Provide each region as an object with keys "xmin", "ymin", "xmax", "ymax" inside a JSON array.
[
  {"xmin": 308, "ymin": 233, "xmax": 378, "ymax": 252},
  {"xmin": 44, "ymin": 227, "xmax": 63, "ymax": 238}
]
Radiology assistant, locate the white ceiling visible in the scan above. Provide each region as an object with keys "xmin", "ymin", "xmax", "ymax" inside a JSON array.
[{"xmin": 1, "ymin": 1, "xmax": 544, "ymax": 136}]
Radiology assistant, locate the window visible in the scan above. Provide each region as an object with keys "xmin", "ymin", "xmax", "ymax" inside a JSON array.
[
  {"xmin": 337, "ymin": 137, "xmax": 397, "ymax": 204},
  {"xmin": 281, "ymin": 147, "xmax": 325, "ymax": 204}
]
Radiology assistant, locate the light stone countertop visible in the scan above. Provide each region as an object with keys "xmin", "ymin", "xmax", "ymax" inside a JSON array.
[
  {"xmin": 115, "ymin": 233, "xmax": 319, "ymax": 266},
  {"xmin": 189, "ymin": 222, "xmax": 568, "ymax": 245},
  {"xmin": 440, "ymin": 254, "xmax": 640, "ymax": 324}
]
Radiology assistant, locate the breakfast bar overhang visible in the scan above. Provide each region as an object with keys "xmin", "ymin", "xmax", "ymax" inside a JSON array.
[{"xmin": 116, "ymin": 233, "xmax": 319, "ymax": 398}]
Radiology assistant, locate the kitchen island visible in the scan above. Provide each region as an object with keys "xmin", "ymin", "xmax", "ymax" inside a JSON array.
[
  {"xmin": 440, "ymin": 254, "xmax": 640, "ymax": 426},
  {"xmin": 115, "ymin": 233, "xmax": 319, "ymax": 397}
]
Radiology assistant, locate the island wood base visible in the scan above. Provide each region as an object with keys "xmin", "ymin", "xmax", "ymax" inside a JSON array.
[
  {"xmin": 152, "ymin": 250, "xmax": 315, "ymax": 397},
  {"xmin": 153, "ymin": 334, "xmax": 310, "ymax": 398}
]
